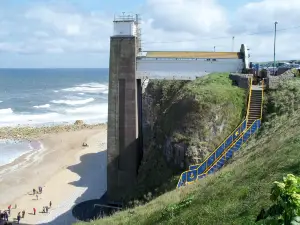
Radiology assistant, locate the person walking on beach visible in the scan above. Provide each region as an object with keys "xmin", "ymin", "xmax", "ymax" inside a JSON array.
[
  {"xmin": 17, "ymin": 214, "xmax": 21, "ymax": 224},
  {"xmin": 33, "ymin": 188, "xmax": 36, "ymax": 195},
  {"xmin": 33, "ymin": 208, "xmax": 36, "ymax": 215},
  {"xmin": 22, "ymin": 210, "xmax": 25, "ymax": 218},
  {"xmin": 49, "ymin": 201, "xmax": 52, "ymax": 208},
  {"xmin": 4, "ymin": 211, "xmax": 8, "ymax": 221},
  {"xmin": 36, "ymin": 194, "xmax": 38, "ymax": 200},
  {"xmin": 7, "ymin": 205, "xmax": 11, "ymax": 215}
]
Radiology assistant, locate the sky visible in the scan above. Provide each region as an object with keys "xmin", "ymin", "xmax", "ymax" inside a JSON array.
[{"xmin": 0, "ymin": 0, "xmax": 299, "ymax": 68}]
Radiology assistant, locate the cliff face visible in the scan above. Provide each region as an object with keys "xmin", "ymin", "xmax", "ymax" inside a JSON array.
[{"xmin": 132, "ymin": 73, "xmax": 246, "ymax": 200}]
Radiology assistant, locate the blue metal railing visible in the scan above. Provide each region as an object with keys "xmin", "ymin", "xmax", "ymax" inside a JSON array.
[{"xmin": 188, "ymin": 120, "xmax": 247, "ymax": 171}]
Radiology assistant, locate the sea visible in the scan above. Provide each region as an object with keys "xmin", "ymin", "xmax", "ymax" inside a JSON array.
[{"xmin": 0, "ymin": 68, "xmax": 109, "ymax": 167}]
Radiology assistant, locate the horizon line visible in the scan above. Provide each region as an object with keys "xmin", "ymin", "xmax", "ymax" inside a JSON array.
[{"xmin": 0, "ymin": 67, "xmax": 109, "ymax": 69}]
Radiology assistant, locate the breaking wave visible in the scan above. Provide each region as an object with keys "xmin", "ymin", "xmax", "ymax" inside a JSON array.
[
  {"xmin": 0, "ymin": 103, "xmax": 107, "ymax": 127},
  {"xmin": 0, "ymin": 108, "xmax": 13, "ymax": 114},
  {"xmin": 62, "ymin": 82, "xmax": 108, "ymax": 94},
  {"xmin": 51, "ymin": 98, "xmax": 95, "ymax": 105},
  {"xmin": 33, "ymin": 104, "xmax": 50, "ymax": 109}
]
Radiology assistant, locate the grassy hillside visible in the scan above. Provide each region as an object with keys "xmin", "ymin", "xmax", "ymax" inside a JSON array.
[{"xmin": 75, "ymin": 77, "xmax": 300, "ymax": 224}]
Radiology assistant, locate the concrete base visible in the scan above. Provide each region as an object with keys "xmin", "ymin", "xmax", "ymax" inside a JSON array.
[{"xmin": 107, "ymin": 36, "xmax": 142, "ymax": 201}]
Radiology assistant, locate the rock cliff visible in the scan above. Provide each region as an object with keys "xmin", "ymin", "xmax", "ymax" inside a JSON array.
[{"xmin": 128, "ymin": 73, "xmax": 247, "ymax": 201}]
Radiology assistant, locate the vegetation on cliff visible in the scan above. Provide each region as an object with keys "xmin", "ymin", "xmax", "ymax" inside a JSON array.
[{"xmin": 76, "ymin": 77, "xmax": 300, "ymax": 225}]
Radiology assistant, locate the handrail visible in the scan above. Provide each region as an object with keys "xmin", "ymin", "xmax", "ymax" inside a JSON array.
[
  {"xmin": 176, "ymin": 79, "xmax": 262, "ymax": 188},
  {"xmin": 260, "ymin": 79, "xmax": 264, "ymax": 119},
  {"xmin": 188, "ymin": 119, "xmax": 246, "ymax": 170},
  {"xmin": 177, "ymin": 119, "xmax": 261, "ymax": 188},
  {"xmin": 187, "ymin": 78, "xmax": 252, "ymax": 171},
  {"xmin": 201, "ymin": 119, "xmax": 260, "ymax": 177},
  {"xmin": 177, "ymin": 120, "xmax": 246, "ymax": 187},
  {"xmin": 246, "ymin": 77, "xmax": 253, "ymax": 123}
]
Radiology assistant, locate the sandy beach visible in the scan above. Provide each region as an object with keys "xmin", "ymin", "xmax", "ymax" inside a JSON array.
[{"xmin": 0, "ymin": 125, "xmax": 107, "ymax": 224}]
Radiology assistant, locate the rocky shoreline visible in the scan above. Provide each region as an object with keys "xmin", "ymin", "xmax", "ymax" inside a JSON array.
[{"xmin": 0, "ymin": 120, "xmax": 107, "ymax": 140}]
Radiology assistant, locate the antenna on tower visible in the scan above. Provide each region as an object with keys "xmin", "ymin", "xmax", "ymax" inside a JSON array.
[{"xmin": 136, "ymin": 14, "xmax": 142, "ymax": 53}]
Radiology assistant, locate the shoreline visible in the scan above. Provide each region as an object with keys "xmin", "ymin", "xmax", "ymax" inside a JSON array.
[
  {"xmin": 0, "ymin": 124, "xmax": 107, "ymax": 224},
  {"xmin": 0, "ymin": 140, "xmax": 43, "ymax": 168},
  {"xmin": 0, "ymin": 122, "xmax": 107, "ymax": 140}
]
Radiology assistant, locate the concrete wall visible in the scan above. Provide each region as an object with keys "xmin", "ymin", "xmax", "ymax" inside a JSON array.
[
  {"xmin": 107, "ymin": 36, "xmax": 141, "ymax": 201},
  {"xmin": 229, "ymin": 73, "xmax": 252, "ymax": 89},
  {"xmin": 265, "ymin": 69, "xmax": 295, "ymax": 89}
]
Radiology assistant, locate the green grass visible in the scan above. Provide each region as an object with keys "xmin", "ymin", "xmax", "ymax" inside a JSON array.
[{"xmin": 75, "ymin": 77, "xmax": 300, "ymax": 224}]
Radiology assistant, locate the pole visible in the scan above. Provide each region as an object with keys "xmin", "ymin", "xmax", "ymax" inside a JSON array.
[
  {"xmin": 214, "ymin": 46, "xmax": 215, "ymax": 52},
  {"xmin": 273, "ymin": 22, "xmax": 278, "ymax": 75},
  {"xmin": 232, "ymin": 36, "xmax": 235, "ymax": 52}
]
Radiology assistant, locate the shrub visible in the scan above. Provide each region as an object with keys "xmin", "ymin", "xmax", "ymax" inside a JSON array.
[{"xmin": 256, "ymin": 174, "xmax": 300, "ymax": 224}]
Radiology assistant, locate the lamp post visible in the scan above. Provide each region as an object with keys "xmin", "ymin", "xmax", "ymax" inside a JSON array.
[{"xmin": 273, "ymin": 21, "xmax": 278, "ymax": 75}]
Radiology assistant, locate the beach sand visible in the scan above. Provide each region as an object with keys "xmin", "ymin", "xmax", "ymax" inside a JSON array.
[{"xmin": 0, "ymin": 125, "xmax": 107, "ymax": 224}]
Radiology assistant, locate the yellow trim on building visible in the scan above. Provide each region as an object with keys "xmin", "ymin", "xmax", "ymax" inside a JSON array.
[{"xmin": 145, "ymin": 51, "xmax": 240, "ymax": 59}]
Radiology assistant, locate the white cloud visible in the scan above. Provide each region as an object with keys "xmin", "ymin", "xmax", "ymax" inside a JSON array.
[
  {"xmin": 0, "ymin": 0, "xmax": 299, "ymax": 64},
  {"xmin": 140, "ymin": 0, "xmax": 300, "ymax": 61},
  {"xmin": 145, "ymin": 0, "xmax": 229, "ymax": 35},
  {"xmin": 0, "ymin": 5, "xmax": 112, "ymax": 55}
]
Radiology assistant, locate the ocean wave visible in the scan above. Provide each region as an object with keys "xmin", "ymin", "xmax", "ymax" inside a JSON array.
[
  {"xmin": 0, "ymin": 101, "xmax": 3, "ymax": 103},
  {"xmin": 33, "ymin": 104, "xmax": 51, "ymax": 109},
  {"xmin": 0, "ymin": 108, "xmax": 13, "ymax": 114},
  {"xmin": 51, "ymin": 98, "xmax": 95, "ymax": 105},
  {"xmin": 65, "ymin": 104, "xmax": 108, "ymax": 114},
  {"xmin": 0, "ymin": 103, "xmax": 108, "ymax": 127},
  {"xmin": 62, "ymin": 82, "xmax": 108, "ymax": 94}
]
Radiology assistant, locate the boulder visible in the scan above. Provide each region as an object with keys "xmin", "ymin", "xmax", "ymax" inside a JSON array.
[{"xmin": 74, "ymin": 120, "xmax": 84, "ymax": 126}]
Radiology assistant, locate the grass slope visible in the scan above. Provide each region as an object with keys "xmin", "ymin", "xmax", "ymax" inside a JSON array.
[{"xmin": 76, "ymin": 78, "xmax": 300, "ymax": 225}]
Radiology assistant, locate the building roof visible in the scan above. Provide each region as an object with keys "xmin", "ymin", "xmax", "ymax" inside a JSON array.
[{"xmin": 143, "ymin": 51, "xmax": 240, "ymax": 59}]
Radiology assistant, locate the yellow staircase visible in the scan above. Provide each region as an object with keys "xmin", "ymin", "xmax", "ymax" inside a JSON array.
[{"xmin": 177, "ymin": 78, "xmax": 264, "ymax": 188}]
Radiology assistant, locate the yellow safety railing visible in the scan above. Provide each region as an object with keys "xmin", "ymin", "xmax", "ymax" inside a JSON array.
[
  {"xmin": 177, "ymin": 78, "xmax": 264, "ymax": 187},
  {"xmin": 187, "ymin": 78, "xmax": 253, "ymax": 171},
  {"xmin": 187, "ymin": 119, "xmax": 246, "ymax": 170},
  {"xmin": 260, "ymin": 79, "xmax": 264, "ymax": 119},
  {"xmin": 246, "ymin": 77, "xmax": 253, "ymax": 123},
  {"xmin": 197, "ymin": 118, "xmax": 261, "ymax": 178}
]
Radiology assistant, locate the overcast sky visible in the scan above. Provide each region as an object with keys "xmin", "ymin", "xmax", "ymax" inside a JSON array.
[{"xmin": 0, "ymin": 0, "xmax": 299, "ymax": 68}]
